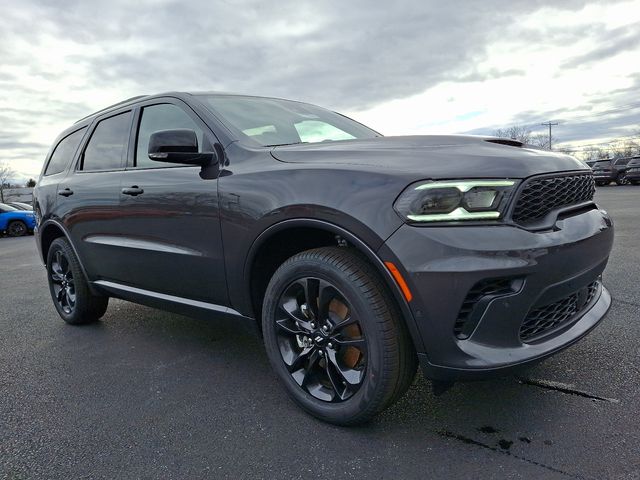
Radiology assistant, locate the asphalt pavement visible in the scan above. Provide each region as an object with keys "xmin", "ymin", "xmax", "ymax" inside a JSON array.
[{"xmin": 1, "ymin": 186, "xmax": 639, "ymax": 479}]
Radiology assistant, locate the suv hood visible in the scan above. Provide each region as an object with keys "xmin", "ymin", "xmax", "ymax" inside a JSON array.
[{"xmin": 271, "ymin": 135, "xmax": 588, "ymax": 178}]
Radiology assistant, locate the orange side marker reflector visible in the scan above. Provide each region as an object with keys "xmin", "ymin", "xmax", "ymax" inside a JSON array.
[{"xmin": 384, "ymin": 261, "xmax": 413, "ymax": 302}]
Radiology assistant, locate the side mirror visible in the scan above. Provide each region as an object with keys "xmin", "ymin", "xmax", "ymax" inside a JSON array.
[{"xmin": 148, "ymin": 129, "xmax": 216, "ymax": 166}]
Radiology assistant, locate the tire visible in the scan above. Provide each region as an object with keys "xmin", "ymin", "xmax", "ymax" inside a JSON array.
[
  {"xmin": 262, "ymin": 247, "xmax": 417, "ymax": 426},
  {"xmin": 616, "ymin": 173, "xmax": 628, "ymax": 186},
  {"xmin": 7, "ymin": 220, "xmax": 27, "ymax": 237},
  {"xmin": 595, "ymin": 181, "xmax": 609, "ymax": 187},
  {"xmin": 630, "ymin": 180, "xmax": 640, "ymax": 186},
  {"xmin": 47, "ymin": 237, "xmax": 109, "ymax": 325}
]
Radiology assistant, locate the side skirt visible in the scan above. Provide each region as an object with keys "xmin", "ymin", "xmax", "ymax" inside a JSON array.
[{"xmin": 92, "ymin": 280, "xmax": 257, "ymax": 329}]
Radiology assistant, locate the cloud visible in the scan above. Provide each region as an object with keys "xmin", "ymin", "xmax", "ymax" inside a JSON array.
[
  {"xmin": 0, "ymin": 0, "xmax": 639, "ymax": 178},
  {"xmin": 561, "ymin": 24, "xmax": 640, "ymax": 69}
]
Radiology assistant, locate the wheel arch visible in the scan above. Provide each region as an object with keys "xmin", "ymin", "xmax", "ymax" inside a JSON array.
[
  {"xmin": 38, "ymin": 219, "xmax": 97, "ymax": 294},
  {"xmin": 244, "ymin": 218, "xmax": 425, "ymax": 352}
]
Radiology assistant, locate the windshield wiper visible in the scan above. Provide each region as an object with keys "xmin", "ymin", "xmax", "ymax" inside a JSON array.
[{"xmin": 264, "ymin": 141, "xmax": 306, "ymax": 147}]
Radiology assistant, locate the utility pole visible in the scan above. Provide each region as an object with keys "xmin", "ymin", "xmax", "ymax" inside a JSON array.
[{"xmin": 541, "ymin": 121, "xmax": 558, "ymax": 150}]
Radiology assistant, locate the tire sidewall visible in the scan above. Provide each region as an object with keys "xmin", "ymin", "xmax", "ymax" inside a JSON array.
[
  {"xmin": 262, "ymin": 256, "xmax": 390, "ymax": 424},
  {"xmin": 46, "ymin": 238, "xmax": 85, "ymax": 323}
]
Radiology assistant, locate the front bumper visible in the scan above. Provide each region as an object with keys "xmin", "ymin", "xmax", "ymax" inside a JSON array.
[{"xmin": 379, "ymin": 207, "xmax": 614, "ymax": 381}]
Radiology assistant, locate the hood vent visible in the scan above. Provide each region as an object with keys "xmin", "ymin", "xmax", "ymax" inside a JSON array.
[{"xmin": 485, "ymin": 138, "xmax": 524, "ymax": 148}]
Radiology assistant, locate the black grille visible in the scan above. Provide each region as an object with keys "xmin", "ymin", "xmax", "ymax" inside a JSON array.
[
  {"xmin": 512, "ymin": 173, "xmax": 595, "ymax": 225},
  {"xmin": 520, "ymin": 281, "xmax": 600, "ymax": 342},
  {"xmin": 454, "ymin": 278, "xmax": 516, "ymax": 339}
]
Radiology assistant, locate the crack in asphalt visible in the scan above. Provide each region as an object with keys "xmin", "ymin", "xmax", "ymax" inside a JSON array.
[
  {"xmin": 437, "ymin": 430, "xmax": 594, "ymax": 480},
  {"xmin": 516, "ymin": 377, "xmax": 620, "ymax": 404}
]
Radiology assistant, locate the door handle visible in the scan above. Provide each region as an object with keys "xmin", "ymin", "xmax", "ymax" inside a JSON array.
[
  {"xmin": 58, "ymin": 188, "xmax": 74, "ymax": 197},
  {"xmin": 122, "ymin": 186, "xmax": 144, "ymax": 196}
]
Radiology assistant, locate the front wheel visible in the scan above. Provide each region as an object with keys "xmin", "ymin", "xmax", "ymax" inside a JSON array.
[
  {"xmin": 262, "ymin": 247, "xmax": 417, "ymax": 425},
  {"xmin": 616, "ymin": 173, "xmax": 629, "ymax": 185},
  {"xmin": 7, "ymin": 221, "xmax": 27, "ymax": 237},
  {"xmin": 47, "ymin": 237, "xmax": 109, "ymax": 325}
]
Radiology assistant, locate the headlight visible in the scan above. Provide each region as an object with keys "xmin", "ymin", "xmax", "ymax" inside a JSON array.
[{"xmin": 394, "ymin": 179, "xmax": 518, "ymax": 223}]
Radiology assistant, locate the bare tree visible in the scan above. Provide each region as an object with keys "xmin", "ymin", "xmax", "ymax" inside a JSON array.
[
  {"xmin": 529, "ymin": 133, "xmax": 557, "ymax": 150},
  {"xmin": 579, "ymin": 146, "xmax": 608, "ymax": 163},
  {"xmin": 493, "ymin": 125, "xmax": 532, "ymax": 145},
  {"xmin": 0, "ymin": 161, "xmax": 15, "ymax": 203},
  {"xmin": 609, "ymin": 138, "xmax": 640, "ymax": 159}
]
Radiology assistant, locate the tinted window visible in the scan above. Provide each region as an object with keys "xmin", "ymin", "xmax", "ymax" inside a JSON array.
[
  {"xmin": 135, "ymin": 104, "xmax": 203, "ymax": 168},
  {"xmin": 44, "ymin": 128, "xmax": 86, "ymax": 176},
  {"xmin": 82, "ymin": 112, "xmax": 132, "ymax": 171}
]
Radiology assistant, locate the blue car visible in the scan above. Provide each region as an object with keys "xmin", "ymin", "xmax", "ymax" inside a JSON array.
[{"xmin": 0, "ymin": 203, "xmax": 36, "ymax": 237}]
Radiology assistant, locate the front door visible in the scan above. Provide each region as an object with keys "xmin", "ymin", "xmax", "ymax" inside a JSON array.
[{"xmin": 116, "ymin": 100, "xmax": 227, "ymax": 306}]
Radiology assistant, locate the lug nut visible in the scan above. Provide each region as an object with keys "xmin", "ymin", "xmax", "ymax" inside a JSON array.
[
  {"xmin": 327, "ymin": 342, "xmax": 334, "ymax": 349},
  {"xmin": 310, "ymin": 322, "xmax": 317, "ymax": 329}
]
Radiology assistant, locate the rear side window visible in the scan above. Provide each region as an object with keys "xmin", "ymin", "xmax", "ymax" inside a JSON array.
[
  {"xmin": 44, "ymin": 128, "xmax": 86, "ymax": 176},
  {"xmin": 82, "ymin": 111, "xmax": 132, "ymax": 171},
  {"xmin": 135, "ymin": 104, "xmax": 203, "ymax": 169}
]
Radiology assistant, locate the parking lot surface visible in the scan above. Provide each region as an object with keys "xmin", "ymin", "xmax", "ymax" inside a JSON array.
[{"xmin": 1, "ymin": 186, "xmax": 639, "ymax": 479}]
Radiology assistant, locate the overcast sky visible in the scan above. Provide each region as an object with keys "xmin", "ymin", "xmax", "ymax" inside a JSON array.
[{"xmin": 1, "ymin": 0, "xmax": 640, "ymax": 182}]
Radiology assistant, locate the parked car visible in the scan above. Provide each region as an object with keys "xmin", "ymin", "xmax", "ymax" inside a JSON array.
[
  {"xmin": 621, "ymin": 156, "xmax": 640, "ymax": 185},
  {"xmin": 6, "ymin": 201, "xmax": 33, "ymax": 210},
  {"xmin": 33, "ymin": 92, "xmax": 613, "ymax": 425},
  {"xmin": 0, "ymin": 203, "xmax": 36, "ymax": 236},
  {"xmin": 591, "ymin": 158, "xmax": 631, "ymax": 186}
]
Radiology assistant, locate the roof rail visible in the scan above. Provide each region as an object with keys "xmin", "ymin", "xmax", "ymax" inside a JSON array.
[{"xmin": 74, "ymin": 95, "xmax": 148, "ymax": 124}]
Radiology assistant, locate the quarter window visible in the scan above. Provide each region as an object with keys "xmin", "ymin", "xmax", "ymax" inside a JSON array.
[
  {"xmin": 135, "ymin": 104, "xmax": 204, "ymax": 168},
  {"xmin": 44, "ymin": 128, "xmax": 86, "ymax": 176},
  {"xmin": 82, "ymin": 112, "xmax": 132, "ymax": 171}
]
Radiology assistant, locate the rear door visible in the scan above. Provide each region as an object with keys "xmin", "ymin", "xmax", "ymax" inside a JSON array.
[
  {"xmin": 58, "ymin": 110, "xmax": 133, "ymax": 283},
  {"xmin": 114, "ymin": 99, "xmax": 227, "ymax": 305}
]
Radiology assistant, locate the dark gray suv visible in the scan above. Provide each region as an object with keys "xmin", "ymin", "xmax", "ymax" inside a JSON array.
[{"xmin": 33, "ymin": 92, "xmax": 613, "ymax": 425}]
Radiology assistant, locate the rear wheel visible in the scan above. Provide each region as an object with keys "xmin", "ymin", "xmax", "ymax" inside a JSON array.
[
  {"xmin": 47, "ymin": 237, "xmax": 108, "ymax": 325},
  {"xmin": 616, "ymin": 173, "xmax": 629, "ymax": 185},
  {"xmin": 262, "ymin": 247, "xmax": 417, "ymax": 425},
  {"xmin": 630, "ymin": 180, "xmax": 640, "ymax": 186},
  {"xmin": 7, "ymin": 220, "xmax": 27, "ymax": 237},
  {"xmin": 595, "ymin": 181, "xmax": 609, "ymax": 186}
]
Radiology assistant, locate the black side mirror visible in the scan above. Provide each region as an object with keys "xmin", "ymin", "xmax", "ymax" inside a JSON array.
[{"xmin": 148, "ymin": 129, "xmax": 216, "ymax": 166}]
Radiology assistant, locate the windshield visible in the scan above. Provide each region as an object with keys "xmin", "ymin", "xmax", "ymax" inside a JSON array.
[{"xmin": 199, "ymin": 95, "xmax": 380, "ymax": 147}]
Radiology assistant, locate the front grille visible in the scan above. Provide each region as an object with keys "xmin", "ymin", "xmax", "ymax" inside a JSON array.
[
  {"xmin": 454, "ymin": 278, "xmax": 517, "ymax": 339},
  {"xmin": 512, "ymin": 173, "xmax": 595, "ymax": 226},
  {"xmin": 520, "ymin": 281, "xmax": 600, "ymax": 342}
]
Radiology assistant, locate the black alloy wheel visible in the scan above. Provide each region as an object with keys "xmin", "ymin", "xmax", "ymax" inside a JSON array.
[
  {"xmin": 7, "ymin": 221, "xmax": 27, "ymax": 237},
  {"xmin": 616, "ymin": 173, "xmax": 629, "ymax": 185},
  {"xmin": 275, "ymin": 277, "xmax": 367, "ymax": 402},
  {"xmin": 46, "ymin": 237, "xmax": 109, "ymax": 324},
  {"xmin": 262, "ymin": 247, "xmax": 417, "ymax": 425},
  {"xmin": 50, "ymin": 249, "xmax": 76, "ymax": 314}
]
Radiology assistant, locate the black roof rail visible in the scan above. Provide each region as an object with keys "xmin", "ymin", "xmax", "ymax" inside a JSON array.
[{"xmin": 74, "ymin": 95, "xmax": 148, "ymax": 124}]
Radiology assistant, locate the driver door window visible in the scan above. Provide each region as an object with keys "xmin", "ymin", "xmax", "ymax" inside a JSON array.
[{"xmin": 135, "ymin": 104, "xmax": 204, "ymax": 168}]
